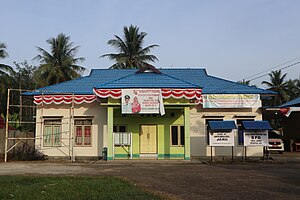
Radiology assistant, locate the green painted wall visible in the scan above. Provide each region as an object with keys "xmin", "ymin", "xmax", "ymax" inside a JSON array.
[{"xmin": 113, "ymin": 108, "xmax": 186, "ymax": 159}]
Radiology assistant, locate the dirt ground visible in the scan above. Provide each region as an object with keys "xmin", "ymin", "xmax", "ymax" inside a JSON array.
[{"xmin": 0, "ymin": 158, "xmax": 299, "ymax": 200}]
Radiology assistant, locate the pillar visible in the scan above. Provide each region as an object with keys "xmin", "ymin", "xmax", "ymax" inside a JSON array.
[
  {"xmin": 184, "ymin": 106, "xmax": 190, "ymax": 160},
  {"xmin": 107, "ymin": 106, "xmax": 114, "ymax": 160}
]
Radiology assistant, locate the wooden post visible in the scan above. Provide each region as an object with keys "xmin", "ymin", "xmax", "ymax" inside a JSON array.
[
  {"xmin": 71, "ymin": 94, "xmax": 75, "ymax": 162},
  {"xmin": 4, "ymin": 89, "xmax": 10, "ymax": 162}
]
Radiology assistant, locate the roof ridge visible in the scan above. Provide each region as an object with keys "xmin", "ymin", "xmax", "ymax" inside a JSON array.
[
  {"xmin": 160, "ymin": 71, "xmax": 201, "ymax": 88},
  {"xmin": 94, "ymin": 72, "xmax": 137, "ymax": 88}
]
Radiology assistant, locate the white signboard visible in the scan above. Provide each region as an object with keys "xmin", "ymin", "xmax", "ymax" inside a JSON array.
[
  {"xmin": 209, "ymin": 131, "xmax": 235, "ymax": 146},
  {"xmin": 121, "ymin": 89, "xmax": 165, "ymax": 115},
  {"xmin": 244, "ymin": 131, "xmax": 268, "ymax": 146},
  {"xmin": 203, "ymin": 94, "xmax": 261, "ymax": 108}
]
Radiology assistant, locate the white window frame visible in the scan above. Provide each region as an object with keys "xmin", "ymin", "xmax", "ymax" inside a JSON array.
[{"xmin": 43, "ymin": 119, "xmax": 62, "ymax": 147}]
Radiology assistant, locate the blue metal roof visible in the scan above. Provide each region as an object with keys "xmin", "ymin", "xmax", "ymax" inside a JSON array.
[
  {"xmin": 23, "ymin": 68, "xmax": 276, "ymax": 96},
  {"xmin": 208, "ymin": 121, "xmax": 237, "ymax": 131},
  {"xmin": 242, "ymin": 121, "xmax": 272, "ymax": 130},
  {"xmin": 95, "ymin": 71, "xmax": 200, "ymax": 89},
  {"xmin": 280, "ymin": 97, "xmax": 300, "ymax": 108}
]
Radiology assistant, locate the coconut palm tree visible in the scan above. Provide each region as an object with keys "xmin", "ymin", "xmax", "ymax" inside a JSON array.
[
  {"xmin": 237, "ymin": 79, "xmax": 251, "ymax": 85},
  {"xmin": 262, "ymin": 70, "xmax": 289, "ymax": 106},
  {"xmin": 34, "ymin": 33, "xmax": 86, "ymax": 87},
  {"xmin": 0, "ymin": 42, "xmax": 13, "ymax": 76},
  {"xmin": 101, "ymin": 25, "xmax": 159, "ymax": 69},
  {"xmin": 286, "ymin": 79, "xmax": 300, "ymax": 101}
]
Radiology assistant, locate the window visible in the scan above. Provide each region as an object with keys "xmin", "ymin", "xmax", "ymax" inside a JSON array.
[
  {"xmin": 44, "ymin": 119, "xmax": 62, "ymax": 147},
  {"xmin": 206, "ymin": 119, "xmax": 223, "ymax": 145},
  {"xmin": 75, "ymin": 119, "xmax": 92, "ymax": 146},
  {"xmin": 237, "ymin": 119, "xmax": 254, "ymax": 145},
  {"xmin": 113, "ymin": 125, "xmax": 126, "ymax": 133},
  {"xmin": 171, "ymin": 125, "xmax": 185, "ymax": 146}
]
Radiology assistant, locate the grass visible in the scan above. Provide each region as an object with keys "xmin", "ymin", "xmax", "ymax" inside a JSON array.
[{"xmin": 0, "ymin": 176, "xmax": 161, "ymax": 200}]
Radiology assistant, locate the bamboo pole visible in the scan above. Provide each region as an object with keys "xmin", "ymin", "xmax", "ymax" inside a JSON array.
[
  {"xmin": 71, "ymin": 94, "xmax": 75, "ymax": 162},
  {"xmin": 4, "ymin": 89, "xmax": 10, "ymax": 162}
]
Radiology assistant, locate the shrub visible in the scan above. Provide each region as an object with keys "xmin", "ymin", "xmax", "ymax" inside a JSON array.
[{"xmin": 8, "ymin": 143, "xmax": 45, "ymax": 161}]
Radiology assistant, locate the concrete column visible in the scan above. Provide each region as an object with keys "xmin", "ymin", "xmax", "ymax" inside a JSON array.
[
  {"xmin": 107, "ymin": 106, "xmax": 114, "ymax": 160},
  {"xmin": 184, "ymin": 106, "xmax": 190, "ymax": 160}
]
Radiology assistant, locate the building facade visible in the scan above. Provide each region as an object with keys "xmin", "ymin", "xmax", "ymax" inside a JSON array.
[{"xmin": 27, "ymin": 66, "xmax": 275, "ymax": 160}]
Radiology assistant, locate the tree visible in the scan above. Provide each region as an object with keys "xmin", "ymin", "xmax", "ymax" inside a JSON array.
[
  {"xmin": 0, "ymin": 42, "xmax": 14, "ymax": 115},
  {"xmin": 262, "ymin": 70, "xmax": 289, "ymax": 106},
  {"xmin": 0, "ymin": 42, "xmax": 13, "ymax": 76},
  {"xmin": 237, "ymin": 79, "xmax": 251, "ymax": 85},
  {"xmin": 286, "ymin": 78, "xmax": 300, "ymax": 101},
  {"xmin": 101, "ymin": 25, "xmax": 159, "ymax": 69},
  {"xmin": 34, "ymin": 33, "xmax": 86, "ymax": 87}
]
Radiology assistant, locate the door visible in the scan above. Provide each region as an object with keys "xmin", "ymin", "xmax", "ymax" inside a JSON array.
[{"xmin": 140, "ymin": 125, "xmax": 157, "ymax": 154}]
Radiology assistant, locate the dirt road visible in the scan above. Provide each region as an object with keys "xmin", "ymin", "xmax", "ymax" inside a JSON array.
[{"xmin": 0, "ymin": 160, "xmax": 299, "ymax": 200}]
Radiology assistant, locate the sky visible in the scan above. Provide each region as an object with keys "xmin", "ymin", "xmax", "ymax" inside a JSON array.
[{"xmin": 1, "ymin": 0, "xmax": 300, "ymax": 87}]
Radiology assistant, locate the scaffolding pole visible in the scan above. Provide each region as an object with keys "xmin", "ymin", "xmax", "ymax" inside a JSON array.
[
  {"xmin": 4, "ymin": 89, "xmax": 10, "ymax": 162},
  {"xmin": 3, "ymin": 88, "xmax": 76, "ymax": 162}
]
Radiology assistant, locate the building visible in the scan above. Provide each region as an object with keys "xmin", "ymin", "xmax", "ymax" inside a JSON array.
[
  {"xmin": 25, "ymin": 66, "xmax": 275, "ymax": 160},
  {"xmin": 279, "ymin": 97, "xmax": 300, "ymax": 151}
]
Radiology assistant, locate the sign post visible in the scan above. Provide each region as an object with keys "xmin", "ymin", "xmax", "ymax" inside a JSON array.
[
  {"xmin": 209, "ymin": 131, "xmax": 235, "ymax": 162},
  {"xmin": 243, "ymin": 130, "xmax": 269, "ymax": 161}
]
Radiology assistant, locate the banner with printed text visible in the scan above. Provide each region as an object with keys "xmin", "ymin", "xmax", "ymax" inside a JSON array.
[
  {"xmin": 203, "ymin": 94, "xmax": 261, "ymax": 108},
  {"xmin": 121, "ymin": 89, "xmax": 165, "ymax": 115}
]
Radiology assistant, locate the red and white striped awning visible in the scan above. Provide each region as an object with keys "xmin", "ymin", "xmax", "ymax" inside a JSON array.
[
  {"xmin": 93, "ymin": 88, "xmax": 202, "ymax": 103},
  {"xmin": 34, "ymin": 95, "xmax": 97, "ymax": 105},
  {"xmin": 34, "ymin": 89, "xmax": 202, "ymax": 105}
]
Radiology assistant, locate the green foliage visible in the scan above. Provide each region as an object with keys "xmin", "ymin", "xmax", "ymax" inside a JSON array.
[
  {"xmin": 101, "ymin": 25, "xmax": 159, "ymax": 69},
  {"xmin": 13, "ymin": 60, "xmax": 37, "ymax": 90},
  {"xmin": 0, "ymin": 42, "xmax": 14, "ymax": 76},
  {"xmin": 262, "ymin": 70, "xmax": 289, "ymax": 106},
  {"xmin": 0, "ymin": 176, "xmax": 160, "ymax": 200},
  {"xmin": 1, "ymin": 113, "xmax": 21, "ymax": 130},
  {"xmin": 34, "ymin": 33, "xmax": 86, "ymax": 87},
  {"xmin": 286, "ymin": 79, "xmax": 300, "ymax": 100},
  {"xmin": 238, "ymin": 80, "xmax": 250, "ymax": 85}
]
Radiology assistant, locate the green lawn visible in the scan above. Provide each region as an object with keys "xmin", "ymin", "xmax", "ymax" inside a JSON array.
[{"xmin": 0, "ymin": 176, "xmax": 161, "ymax": 200}]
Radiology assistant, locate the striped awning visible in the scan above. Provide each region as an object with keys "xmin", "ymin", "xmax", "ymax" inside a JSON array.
[
  {"xmin": 33, "ymin": 89, "xmax": 202, "ymax": 105},
  {"xmin": 34, "ymin": 95, "xmax": 97, "ymax": 105},
  {"xmin": 93, "ymin": 88, "xmax": 202, "ymax": 103}
]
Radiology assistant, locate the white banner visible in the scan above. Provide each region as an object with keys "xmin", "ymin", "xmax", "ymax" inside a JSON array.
[
  {"xmin": 244, "ymin": 131, "xmax": 268, "ymax": 146},
  {"xmin": 209, "ymin": 131, "xmax": 235, "ymax": 146},
  {"xmin": 121, "ymin": 89, "xmax": 165, "ymax": 115},
  {"xmin": 203, "ymin": 94, "xmax": 261, "ymax": 108}
]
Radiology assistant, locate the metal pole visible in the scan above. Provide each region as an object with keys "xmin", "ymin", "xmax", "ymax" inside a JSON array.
[
  {"xmin": 244, "ymin": 146, "xmax": 247, "ymax": 161},
  {"xmin": 210, "ymin": 146, "xmax": 213, "ymax": 163},
  {"xmin": 19, "ymin": 88, "xmax": 22, "ymax": 123},
  {"xmin": 130, "ymin": 132, "xmax": 133, "ymax": 159},
  {"xmin": 4, "ymin": 89, "xmax": 10, "ymax": 162},
  {"xmin": 231, "ymin": 146, "xmax": 234, "ymax": 163}
]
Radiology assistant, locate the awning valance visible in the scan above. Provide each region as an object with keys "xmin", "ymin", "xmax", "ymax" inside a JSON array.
[
  {"xmin": 34, "ymin": 95, "xmax": 97, "ymax": 105},
  {"xmin": 208, "ymin": 121, "xmax": 237, "ymax": 131},
  {"xmin": 33, "ymin": 88, "xmax": 202, "ymax": 105},
  {"xmin": 242, "ymin": 121, "xmax": 272, "ymax": 130},
  {"xmin": 93, "ymin": 88, "xmax": 202, "ymax": 103}
]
